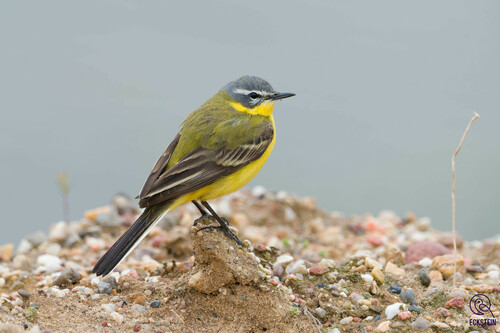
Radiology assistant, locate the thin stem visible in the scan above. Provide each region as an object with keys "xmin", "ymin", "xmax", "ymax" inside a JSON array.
[{"xmin": 451, "ymin": 112, "xmax": 479, "ymax": 286}]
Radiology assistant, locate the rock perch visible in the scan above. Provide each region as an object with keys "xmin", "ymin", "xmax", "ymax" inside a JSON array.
[{"xmin": 188, "ymin": 217, "xmax": 265, "ymax": 293}]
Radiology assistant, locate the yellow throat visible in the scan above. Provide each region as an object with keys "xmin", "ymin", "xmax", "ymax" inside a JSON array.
[{"xmin": 229, "ymin": 100, "xmax": 276, "ymax": 117}]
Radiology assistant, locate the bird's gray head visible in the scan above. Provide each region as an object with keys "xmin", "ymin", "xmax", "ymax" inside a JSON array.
[{"xmin": 224, "ymin": 75, "xmax": 295, "ymax": 108}]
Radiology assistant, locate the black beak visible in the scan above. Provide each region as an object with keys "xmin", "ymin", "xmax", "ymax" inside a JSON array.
[{"xmin": 269, "ymin": 92, "xmax": 296, "ymax": 100}]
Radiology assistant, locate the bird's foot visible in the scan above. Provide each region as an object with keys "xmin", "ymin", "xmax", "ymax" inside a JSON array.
[
  {"xmin": 195, "ymin": 225, "xmax": 222, "ymax": 233},
  {"xmin": 222, "ymin": 226, "xmax": 244, "ymax": 248},
  {"xmin": 195, "ymin": 218, "xmax": 243, "ymax": 248},
  {"xmin": 193, "ymin": 213, "xmax": 211, "ymax": 226}
]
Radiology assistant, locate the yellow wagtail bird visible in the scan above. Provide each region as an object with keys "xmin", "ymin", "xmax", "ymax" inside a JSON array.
[{"xmin": 93, "ymin": 76, "xmax": 295, "ymax": 276}]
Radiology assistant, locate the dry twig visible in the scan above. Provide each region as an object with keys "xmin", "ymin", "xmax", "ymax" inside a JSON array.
[
  {"xmin": 302, "ymin": 305, "xmax": 322, "ymax": 333},
  {"xmin": 451, "ymin": 112, "xmax": 480, "ymax": 286}
]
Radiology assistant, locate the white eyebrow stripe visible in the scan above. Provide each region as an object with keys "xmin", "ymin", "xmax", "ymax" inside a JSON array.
[{"xmin": 233, "ymin": 88, "xmax": 265, "ymax": 96}]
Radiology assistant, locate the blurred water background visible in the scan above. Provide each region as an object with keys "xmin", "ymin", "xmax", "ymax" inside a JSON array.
[{"xmin": 1, "ymin": 1, "xmax": 499, "ymax": 245}]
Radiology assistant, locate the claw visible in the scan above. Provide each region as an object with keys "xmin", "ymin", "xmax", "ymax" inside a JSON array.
[
  {"xmin": 195, "ymin": 225, "xmax": 222, "ymax": 233},
  {"xmin": 193, "ymin": 214, "xmax": 211, "ymax": 226},
  {"xmin": 194, "ymin": 223, "xmax": 244, "ymax": 247},
  {"xmin": 199, "ymin": 201, "xmax": 244, "ymax": 248}
]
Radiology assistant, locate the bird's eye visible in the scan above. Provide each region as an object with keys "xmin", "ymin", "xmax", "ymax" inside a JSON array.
[{"xmin": 249, "ymin": 92, "xmax": 260, "ymax": 99}]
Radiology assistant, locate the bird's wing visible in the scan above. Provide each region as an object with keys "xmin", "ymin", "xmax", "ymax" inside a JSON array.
[
  {"xmin": 137, "ymin": 134, "xmax": 181, "ymax": 200},
  {"xmin": 137, "ymin": 122, "xmax": 273, "ymax": 208}
]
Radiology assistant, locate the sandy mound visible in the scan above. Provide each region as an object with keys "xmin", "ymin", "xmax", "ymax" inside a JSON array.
[{"xmin": 0, "ymin": 190, "xmax": 499, "ymax": 332}]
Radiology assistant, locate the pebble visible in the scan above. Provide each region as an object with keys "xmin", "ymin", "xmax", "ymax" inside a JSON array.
[
  {"xmin": 18, "ymin": 289, "xmax": 30, "ymax": 299},
  {"xmin": 25, "ymin": 231, "xmax": 46, "ymax": 246},
  {"xmin": 448, "ymin": 288, "xmax": 468, "ymax": 299},
  {"xmin": 418, "ymin": 257, "xmax": 433, "ymax": 267},
  {"xmin": 432, "ymin": 254, "xmax": 464, "ymax": 279},
  {"xmin": 44, "ymin": 243, "xmax": 62, "ymax": 256},
  {"xmin": 309, "ymin": 265, "xmax": 329, "ymax": 275},
  {"xmin": 412, "ymin": 317, "xmax": 431, "ymax": 331},
  {"xmin": 284, "ymin": 207, "xmax": 297, "ymax": 221},
  {"xmin": 418, "ymin": 268, "xmax": 431, "ymax": 287},
  {"xmin": 36, "ymin": 254, "xmax": 62, "ymax": 273},
  {"xmin": 465, "ymin": 265, "xmax": 483, "ymax": 273},
  {"xmin": 295, "ymin": 264, "xmax": 308, "ymax": 275},
  {"xmin": 399, "ymin": 289, "xmax": 417, "ymax": 304},
  {"xmin": 150, "ymin": 300, "xmax": 161, "ymax": 308},
  {"xmin": 488, "ymin": 270, "xmax": 500, "ymax": 279},
  {"xmin": 371, "ymin": 267, "xmax": 384, "ymax": 284},
  {"xmin": 326, "ymin": 329, "xmax": 340, "ymax": 333},
  {"xmin": 13, "ymin": 254, "xmax": 33, "ymax": 271},
  {"xmin": 252, "ymin": 185, "xmax": 266, "ymax": 197},
  {"xmin": 101, "ymin": 303, "xmax": 116, "ymax": 313},
  {"xmin": 444, "ymin": 296, "xmax": 464, "ymax": 309},
  {"xmin": 111, "ymin": 193, "xmax": 139, "ymax": 215},
  {"xmin": 397, "ymin": 311, "xmax": 411, "ymax": 320},
  {"xmin": 274, "ymin": 255, "xmax": 294, "ymax": 268},
  {"xmin": 366, "ymin": 236, "xmax": 383, "ymax": 246},
  {"xmin": 23, "ymin": 306, "xmax": 38, "ymax": 321},
  {"xmin": 132, "ymin": 304, "xmax": 147, "ymax": 313},
  {"xmin": 385, "ymin": 303, "xmax": 405, "ymax": 319},
  {"xmin": 374, "ymin": 320, "xmax": 391, "ymax": 332},
  {"xmin": 52, "ymin": 268, "xmax": 83, "ymax": 287},
  {"xmin": 48, "ymin": 221, "xmax": 70, "ymax": 242},
  {"xmin": 339, "ymin": 316, "xmax": 353, "ymax": 324},
  {"xmin": 349, "ymin": 293, "xmax": 364, "ymax": 305},
  {"xmin": 361, "ymin": 274, "xmax": 373, "ymax": 284},
  {"xmin": 436, "ymin": 307, "xmax": 451, "ymax": 317},
  {"xmin": 315, "ymin": 307, "xmax": 326, "ymax": 318},
  {"xmin": 85, "ymin": 237, "xmax": 105, "ymax": 251},
  {"xmin": 0, "ymin": 278, "xmax": 4, "ymax": 287},
  {"xmin": 272, "ymin": 265, "xmax": 284, "ymax": 278},
  {"xmin": 431, "ymin": 321, "xmax": 450, "ymax": 329},
  {"xmin": 72, "ymin": 286, "xmax": 86, "ymax": 293},
  {"xmin": 385, "ymin": 246, "xmax": 404, "ymax": 266},
  {"xmin": 0, "ymin": 244, "xmax": 14, "ymax": 262},
  {"xmin": 365, "ymin": 257, "xmax": 382, "ymax": 269},
  {"xmin": 285, "ymin": 260, "xmax": 306, "ymax": 275},
  {"xmin": 65, "ymin": 232, "xmax": 81, "ymax": 247},
  {"xmin": 384, "ymin": 262, "xmax": 404, "ymax": 276},
  {"xmin": 387, "ymin": 286, "xmax": 402, "ymax": 294},
  {"xmin": 405, "ymin": 241, "xmax": 450, "ymax": 264},
  {"xmin": 110, "ymin": 311, "xmax": 124, "ymax": 324},
  {"xmin": 49, "ymin": 287, "xmax": 68, "ymax": 298},
  {"xmin": 409, "ymin": 304, "xmax": 421, "ymax": 314},
  {"xmin": 429, "ymin": 270, "xmax": 443, "ymax": 281},
  {"xmin": 16, "ymin": 239, "xmax": 33, "ymax": 254},
  {"xmin": 102, "ymin": 275, "xmax": 118, "ymax": 289},
  {"xmin": 87, "ymin": 206, "xmax": 122, "ymax": 227},
  {"xmin": 98, "ymin": 282, "xmax": 113, "ymax": 295},
  {"xmin": 318, "ymin": 258, "xmax": 336, "ymax": 269},
  {"xmin": 370, "ymin": 281, "xmax": 379, "ymax": 295},
  {"xmin": 486, "ymin": 264, "xmax": 499, "ymax": 271}
]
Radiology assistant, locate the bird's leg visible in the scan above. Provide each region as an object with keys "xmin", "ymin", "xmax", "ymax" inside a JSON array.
[
  {"xmin": 196, "ymin": 201, "xmax": 244, "ymax": 248},
  {"xmin": 192, "ymin": 200, "xmax": 211, "ymax": 226}
]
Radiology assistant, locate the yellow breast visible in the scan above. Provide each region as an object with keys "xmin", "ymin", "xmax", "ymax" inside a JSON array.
[{"xmin": 171, "ymin": 116, "xmax": 276, "ymax": 207}]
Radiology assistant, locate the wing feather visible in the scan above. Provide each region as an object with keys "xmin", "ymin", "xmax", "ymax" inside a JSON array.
[
  {"xmin": 137, "ymin": 134, "xmax": 180, "ymax": 199},
  {"xmin": 138, "ymin": 123, "xmax": 273, "ymax": 208}
]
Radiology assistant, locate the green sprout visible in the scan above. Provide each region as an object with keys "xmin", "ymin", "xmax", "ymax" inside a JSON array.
[
  {"xmin": 56, "ymin": 172, "xmax": 71, "ymax": 222},
  {"xmin": 282, "ymin": 238, "xmax": 290, "ymax": 248}
]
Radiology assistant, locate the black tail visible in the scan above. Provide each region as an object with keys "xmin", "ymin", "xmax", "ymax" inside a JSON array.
[{"xmin": 92, "ymin": 201, "xmax": 172, "ymax": 276}]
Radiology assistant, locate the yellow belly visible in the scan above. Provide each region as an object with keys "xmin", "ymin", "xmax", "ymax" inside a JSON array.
[{"xmin": 170, "ymin": 119, "xmax": 276, "ymax": 209}]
